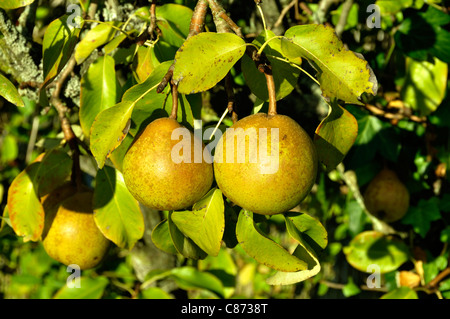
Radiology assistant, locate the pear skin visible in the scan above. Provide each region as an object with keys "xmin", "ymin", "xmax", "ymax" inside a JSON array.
[
  {"xmin": 42, "ymin": 191, "xmax": 110, "ymax": 270},
  {"xmin": 122, "ymin": 117, "xmax": 213, "ymax": 211},
  {"xmin": 213, "ymin": 113, "xmax": 318, "ymax": 215},
  {"xmin": 363, "ymin": 168, "xmax": 410, "ymax": 223}
]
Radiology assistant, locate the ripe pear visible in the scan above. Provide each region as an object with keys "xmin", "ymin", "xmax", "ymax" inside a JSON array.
[
  {"xmin": 122, "ymin": 117, "xmax": 213, "ymax": 211},
  {"xmin": 363, "ymin": 168, "xmax": 410, "ymax": 223},
  {"xmin": 213, "ymin": 113, "xmax": 318, "ymax": 215},
  {"xmin": 42, "ymin": 189, "xmax": 110, "ymax": 270}
]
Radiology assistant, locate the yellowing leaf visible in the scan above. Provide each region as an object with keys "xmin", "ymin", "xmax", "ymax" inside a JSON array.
[
  {"xmin": 75, "ymin": 21, "xmax": 123, "ymax": 64},
  {"xmin": 172, "ymin": 32, "xmax": 246, "ymax": 94},
  {"xmin": 0, "ymin": 0, "xmax": 35, "ymax": 9},
  {"xmin": 6, "ymin": 163, "xmax": 44, "ymax": 242},
  {"xmin": 283, "ymin": 24, "xmax": 378, "ymax": 104}
]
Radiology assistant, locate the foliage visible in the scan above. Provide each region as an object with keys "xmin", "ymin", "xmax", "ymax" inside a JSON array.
[{"xmin": 0, "ymin": 0, "xmax": 449, "ymax": 300}]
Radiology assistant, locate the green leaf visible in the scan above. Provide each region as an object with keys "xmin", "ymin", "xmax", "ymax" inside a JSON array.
[
  {"xmin": 395, "ymin": 6, "xmax": 450, "ymax": 63},
  {"xmin": 53, "ymin": 276, "xmax": 109, "ymax": 299},
  {"xmin": 282, "ymin": 24, "xmax": 378, "ymax": 104},
  {"xmin": 0, "ymin": 73, "xmax": 24, "ymax": 107},
  {"xmin": 241, "ymin": 30, "xmax": 301, "ymax": 101},
  {"xmin": 75, "ymin": 21, "xmax": 123, "ymax": 64},
  {"xmin": 151, "ymin": 219, "xmax": 178, "ymax": 255},
  {"xmin": 172, "ymin": 32, "xmax": 247, "ymax": 94},
  {"xmin": 400, "ymin": 57, "xmax": 448, "ymax": 116},
  {"xmin": 314, "ymin": 101, "xmax": 358, "ymax": 171},
  {"xmin": 172, "ymin": 188, "xmax": 225, "ymax": 257},
  {"xmin": 343, "ymin": 231, "xmax": 410, "ymax": 274},
  {"xmin": 93, "ymin": 165, "xmax": 144, "ymax": 250},
  {"xmin": 170, "ymin": 266, "xmax": 224, "ymax": 298},
  {"xmin": 6, "ymin": 163, "xmax": 44, "ymax": 242},
  {"xmin": 6, "ymin": 149, "xmax": 72, "ymax": 242},
  {"xmin": 42, "ymin": 15, "xmax": 83, "ymax": 88},
  {"xmin": 380, "ymin": 286, "xmax": 418, "ymax": 299},
  {"xmin": 168, "ymin": 212, "xmax": 207, "ymax": 260},
  {"xmin": 284, "ymin": 212, "xmax": 328, "ymax": 250},
  {"xmin": 1, "ymin": 135, "xmax": 19, "ymax": 163},
  {"xmin": 90, "ymin": 60, "xmax": 174, "ymax": 168},
  {"xmin": 89, "ymin": 100, "xmax": 134, "ymax": 169},
  {"xmin": 266, "ymin": 212, "xmax": 325, "ymax": 285},
  {"xmin": 140, "ymin": 286, "xmax": 173, "ymax": 299},
  {"xmin": 342, "ymin": 277, "xmax": 361, "ymax": 297},
  {"xmin": 79, "ymin": 55, "xmax": 118, "ymax": 138},
  {"xmin": 36, "ymin": 149, "xmax": 73, "ymax": 197},
  {"xmin": 236, "ymin": 210, "xmax": 308, "ymax": 272},
  {"xmin": 401, "ymin": 198, "xmax": 441, "ymax": 238},
  {"xmin": 0, "ymin": 0, "xmax": 35, "ymax": 9}
]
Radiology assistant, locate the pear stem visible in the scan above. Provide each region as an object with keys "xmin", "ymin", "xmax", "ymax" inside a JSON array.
[
  {"xmin": 265, "ymin": 71, "xmax": 277, "ymax": 116},
  {"xmin": 169, "ymin": 82, "xmax": 178, "ymax": 120}
]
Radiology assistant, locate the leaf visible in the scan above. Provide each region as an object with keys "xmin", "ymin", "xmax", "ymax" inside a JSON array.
[
  {"xmin": 401, "ymin": 198, "xmax": 441, "ymax": 238},
  {"xmin": 170, "ymin": 266, "xmax": 224, "ymax": 298},
  {"xmin": 343, "ymin": 231, "xmax": 410, "ymax": 274},
  {"xmin": 241, "ymin": 30, "xmax": 301, "ymax": 101},
  {"xmin": 89, "ymin": 100, "xmax": 134, "ymax": 169},
  {"xmin": 394, "ymin": 6, "xmax": 450, "ymax": 63},
  {"xmin": 132, "ymin": 46, "xmax": 160, "ymax": 83},
  {"xmin": 53, "ymin": 276, "xmax": 109, "ymax": 299},
  {"xmin": 90, "ymin": 61, "xmax": 173, "ymax": 168},
  {"xmin": 171, "ymin": 188, "xmax": 225, "ymax": 257},
  {"xmin": 266, "ymin": 212, "xmax": 325, "ymax": 285},
  {"xmin": 168, "ymin": 211, "xmax": 207, "ymax": 260},
  {"xmin": 36, "ymin": 149, "xmax": 73, "ymax": 197},
  {"xmin": 0, "ymin": 0, "xmax": 35, "ymax": 9},
  {"xmin": 236, "ymin": 210, "xmax": 308, "ymax": 272},
  {"xmin": 79, "ymin": 55, "xmax": 118, "ymax": 138},
  {"xmin": 151, "ymin": 219, "xmax": 178, "ymax": 255},
  {"xmin": 0, "ymin": 73, "xmax": 24, "ymax": 107},
  {"xmin": 380, "ymin": 286, "xmax": 418, "ymax": 299},
  {"xmin": 75, "ymin": 21, "xmax": 123, "ymax": 64},
  {"xmin": 93, "ymin": 165, "xmax": 144, "ymax": 250},
  {"xmin": 282, "ymin": 24, "xmax": 378, "ymax": 104},
  {"xmin": 284, "ymin": 212, "xmax": 328, "ymax": 250},
  {"xmin": 6, "ymin": 149, "xmax": 72, "ymax": 242},
  {"xmin": 314, "ymin": 101, "xmax": 358, "ymax": 171},
  {"xmin": 6, "ymin": 163, "xmax": 44, "ymax": 242},
  {"xmin": 172, "ymin": 32, "xmax": 247, "ymax": 94},
  {"xmin": 42, "ymin": 15, "xmax": 82, "ymax": 88},
  {"xmin": 400, "ymin": 57, "xmax": 448, "ymax": 116}
]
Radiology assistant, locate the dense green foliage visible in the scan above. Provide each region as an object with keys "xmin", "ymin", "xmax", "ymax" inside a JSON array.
[{"xmin": 0, "ymin": 0, "xmax": 449, "ymax": 299}]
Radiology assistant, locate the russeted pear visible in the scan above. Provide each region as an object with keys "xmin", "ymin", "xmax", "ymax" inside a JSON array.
[
  {"xmin": 363, "ymin": 168, "xmax": 410, "ymax": 223},
  {"xmin": 213, "ymin": 113, "xmax": 318, "ymax": 215},
  {"xmin": 42, "ymin": 188, "xmax": 111, "ymax": 270},
  {"xmin": 122, "ymin": 117, "xmax": 213, "ymax": 211}
]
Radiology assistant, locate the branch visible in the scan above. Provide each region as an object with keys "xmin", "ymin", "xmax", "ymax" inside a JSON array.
[
  {"xmin": 335, "ymin": 0, "xmax": 353, "ymax": 38},
  {"xmin": 169, "ymin": 82, "xmax": 179, "ymax": 120},
  {"xmin": 49, "ymin": 56, "xmax": 82, "ymax": 190}
]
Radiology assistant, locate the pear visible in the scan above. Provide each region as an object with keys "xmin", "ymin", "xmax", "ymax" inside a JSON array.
[
  {"xmin": 363, "ymin": 168, "xmax": 410, "ymax": 223},
  {"xmin": 42, "ymin": 189, "xmax": 110, "ymax": 270},
  {"xmin": 213, "ymin": 113, "xmax": 318, "ymax": 215},
  {"xmin": 122, "ymin": 117, "xmax": 213, "ymax": 211}
]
